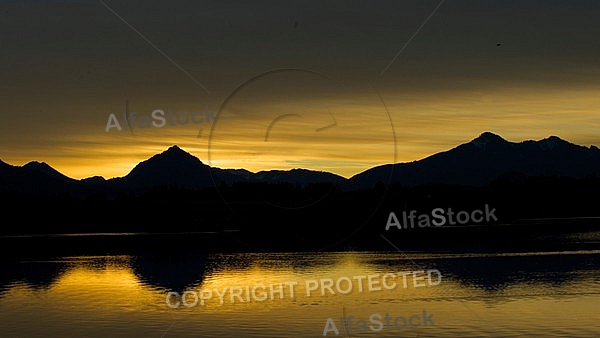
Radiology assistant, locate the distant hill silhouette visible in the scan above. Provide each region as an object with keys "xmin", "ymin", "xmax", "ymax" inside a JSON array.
[
  {"xmin": 1, "ymin": 132, "xmax": 600, "ymax": 196},
  {"xmin": 22, "ymin": 161, "xmax": 75, "ymax": 183},
  {"xmin": 0, "ymin": 159, "xmax": 79, "ymax": 195},
  {"xmin": 350, "ymin": 132, "xmax": 600, "ymax": 189}
]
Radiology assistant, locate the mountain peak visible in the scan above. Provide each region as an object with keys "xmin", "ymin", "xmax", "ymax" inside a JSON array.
[
  {"xmin": 165, "ymin": 145, "xmax": 185, "ymax": 154},
  {"xmin": 156, "ymin": 145, "xmax": 201, "ymax": 162},
  {"xmin": 470, "ymin": 132, "xmax": 508, "ymax": 149},
  {"xmin": 477, "ymin": 131, "xmax": 505, "ymax": 141},
  {"xmin": 23, "ymin": 161, "xmax": 61, "ymax": 174},
  {"xmin": 22, "ymin": 161, "xmax": 74, "ymax": 181},
  {"xmin": 24, "ymin": 160, "xmax": 51, "ymax": 169},
  {"xmin": 538, "ymin": 135, "xmax": 570, "ymax": 150},
  {"xmin": 124, "ymin": 145, "xmax": 210, "ymax": 187}
]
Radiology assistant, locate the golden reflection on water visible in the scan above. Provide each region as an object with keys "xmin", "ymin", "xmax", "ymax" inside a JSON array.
[{"xmin": 1, "ymin": 252, "xmax": 600, "ymax": 337}]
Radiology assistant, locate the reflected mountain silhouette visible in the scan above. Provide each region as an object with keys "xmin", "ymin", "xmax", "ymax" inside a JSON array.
[
  {"xmin": 130, "ymin": 254, "xmax": 213, "ymax": 293},
  {"xmin": 370, "ymin": 252, "xmax": 600, "ymax": 293},
  {"xmin": 2, "ymin": 251, "xmax": 599, "ymax": 298},
  {"xmin": 0, "ymin": 260, "xmax": 67, "ymax": 296}
]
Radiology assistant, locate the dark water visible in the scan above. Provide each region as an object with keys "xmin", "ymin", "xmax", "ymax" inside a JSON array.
[{"xmin": 1, "ymin": 234, "xmax": 600, "ymax": 337}]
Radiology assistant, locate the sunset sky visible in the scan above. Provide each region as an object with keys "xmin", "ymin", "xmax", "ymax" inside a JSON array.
[{"xmin": 1, "ymin": 0, "xmax": 599, "ymax": 179}]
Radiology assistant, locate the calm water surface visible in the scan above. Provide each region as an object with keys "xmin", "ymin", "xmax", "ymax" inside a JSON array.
[{"xmin": 1, "ymin": 240, "xmax": 600, "ymax": 337}]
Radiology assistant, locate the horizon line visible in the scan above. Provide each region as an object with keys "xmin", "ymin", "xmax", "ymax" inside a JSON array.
[{"xmin": 1, "ymin": 131, "xmax": 598, "ymax": 181}]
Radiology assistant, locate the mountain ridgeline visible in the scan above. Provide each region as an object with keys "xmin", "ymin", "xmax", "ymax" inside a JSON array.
[
  {"xmin": 2, "ymin": 132, "xmax": 599, "ymax": 195},
  {"xmin": 1, "ymin": 132, "xmax": 599, "ymax": 243},
  {"xmin": 350, "ymin": 132, "xmax": 600, "ymax": 189}
]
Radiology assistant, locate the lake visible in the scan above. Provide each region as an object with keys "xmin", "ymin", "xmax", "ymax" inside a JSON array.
[{"xmin": 1, "ymin": 234, "xmax": 600, "ymax": 337}]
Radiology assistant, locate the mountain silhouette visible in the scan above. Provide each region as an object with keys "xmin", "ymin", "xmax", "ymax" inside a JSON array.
[
  {"xmin": 116, "ymin": 145, "xmax": 216, "ymax": 190},
  {"xmin": 2, "ymin": 133, "xmax": 600, "ymax": 242},
  {"xmin": 1, "ymin": 132, "xmax": 599, "ymax": 196},
  {"xmin": 23, "ymin": 161, "xmax": 75, "ymax": 183},
  {"xmin": 110, "ymin": 145, "xmax": 341, "ymax": 191},
  {"xmin": 0, "ymin": 159, "xmax": 79, "ymax": 195},
  {"xmin": 349, "ymin": 131, "xmax": 600, "ymax": 189}
]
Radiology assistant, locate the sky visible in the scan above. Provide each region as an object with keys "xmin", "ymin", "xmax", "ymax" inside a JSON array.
[{"xmin": 1, "ymin": 0, "xmax": 599, "ymax": 179}]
